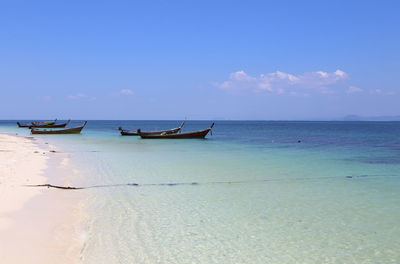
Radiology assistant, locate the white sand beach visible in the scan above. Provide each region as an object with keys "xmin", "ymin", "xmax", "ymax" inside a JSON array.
[{"xmin": 0, "ymin": 133, "xmax": 82, "ymax": 263}]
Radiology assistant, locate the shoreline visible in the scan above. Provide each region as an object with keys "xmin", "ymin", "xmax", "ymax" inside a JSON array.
[{"xmin": 0, "ymin": 133, "xmax": 83, "ymax": 263}]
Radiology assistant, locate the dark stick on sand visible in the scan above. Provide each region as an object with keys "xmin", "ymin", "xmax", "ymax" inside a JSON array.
[{"xmin": 25, "ymin": 184, "xmax": 84, "ymax": 190}]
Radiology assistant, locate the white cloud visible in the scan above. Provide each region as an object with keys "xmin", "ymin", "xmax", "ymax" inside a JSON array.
[
  {"xmin": 346, "ymin": 86, "xmax": 363, "ymax": 94},
  {"xmin": 38, "ymin": 95, "xmax": 51, "ymax": 101},
  {"xmin": 369, "ymin": 89, "xmax": 395, "ymax": 95},
  {"xmin": 67, "ymin": 93, "xmax": 96, "ymax": 100},
  {"xmin": 120, "ymin": 89, "xmax": 133, "ymax": 95},
  {"xmin": 215, "ymin": 69, "xmax": 349, "ymax": 95},
  {"xmin": 68, "ymin": 93, "xmax": 87, "ymax": 99},
  {"xmin": 36, "ymin": 95, "xmax": 52, "ymax": 101}
]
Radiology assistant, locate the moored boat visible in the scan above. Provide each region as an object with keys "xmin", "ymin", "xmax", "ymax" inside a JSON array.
[
  {"xmin": 118, "ymin": 121, "xmax": 185, "ymax": 136},
  {"xmin": 17, "ymin": 122, "xmax": 32, "ymax": 128},
  {"xmin": 31, "ymin": 121, "xmax": 87, "ymax": 134},
  {"xmin": 31, "ymin": 119, "xmax": 57, "ymax": 126},
  {"xmin": 29, "ymin": 120, "xmax": 70, "ymax": 128},
  {"xmin": 138, "ymin": 123, "xmax": 214, "ymax": 139},
  {"xmin": 17, "ymin": 119, "xmax": 66, "ymax": 128}
]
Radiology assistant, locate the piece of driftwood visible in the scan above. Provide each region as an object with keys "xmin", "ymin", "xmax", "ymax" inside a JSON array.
[{"xmin": 25, "ymin": 184, "xmax": 84, "ymax": 190}]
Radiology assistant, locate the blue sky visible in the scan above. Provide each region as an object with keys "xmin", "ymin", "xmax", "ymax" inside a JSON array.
[{"xmin": 1, "ymin": 0, "xmax": 399, "ymax": 120}]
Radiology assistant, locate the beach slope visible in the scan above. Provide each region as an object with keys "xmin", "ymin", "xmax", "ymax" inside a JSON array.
[{"xmin": 0, "ymin": 134, "xmax": 82, "ymax": 263}]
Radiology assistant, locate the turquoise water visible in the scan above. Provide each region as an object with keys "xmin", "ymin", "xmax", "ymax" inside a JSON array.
[{"xmin": 2, "ymin": 121, "xmax": 400, "ymax": 263}]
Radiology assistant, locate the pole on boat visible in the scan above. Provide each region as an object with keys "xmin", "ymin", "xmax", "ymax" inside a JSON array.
[{"xmin": 210, "ymin": 122, "xmax": 214, "ymax": 136}]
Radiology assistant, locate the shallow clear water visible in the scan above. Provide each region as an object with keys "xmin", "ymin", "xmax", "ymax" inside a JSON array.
[{"xmin": 2, "ymin": 120, "xmax": 400, "ymax": 263}]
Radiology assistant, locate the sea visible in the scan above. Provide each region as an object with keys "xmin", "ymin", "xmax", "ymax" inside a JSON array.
[{"xmin": 1, "ymin": 120, "xmax": 400, "ymax": 263}]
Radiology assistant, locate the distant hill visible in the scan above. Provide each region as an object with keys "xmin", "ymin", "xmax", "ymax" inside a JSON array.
[{"xmin": 343, "ymin": 115, "xmax": 400, "ymax": 121}]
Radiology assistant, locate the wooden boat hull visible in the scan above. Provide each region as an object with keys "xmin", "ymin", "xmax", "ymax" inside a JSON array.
[
  {"xmin": 17, "ymin": 122, "xmax": 31, "ymax": 127},
  {"xmin": 30, "ymin": 120, "xmax": 70, "ymax": 128},
  {"xmin": 17, "ymin": 119, "xmax": 68, "ymax": 128},
  {"xmin": 31, "ymin": 119, "xmax": 57, "ymax": 126},
  {"xmin": 139, "ymin": 123, "xmax": 214, "ymax": 139},
  {"xmin": 140, "ymin": 129, "xmax": 211, "ymax": 139},
  {"xmin": 31, "ymin": 121, "xmax": 87, "ymax": 134},
  {"xmin": 118, "ymin": 122, "xmax": 185, "ymax": 136},
  {"xmin": 119, "ymin": 130, "xmax": 139, "ymax": 136}
]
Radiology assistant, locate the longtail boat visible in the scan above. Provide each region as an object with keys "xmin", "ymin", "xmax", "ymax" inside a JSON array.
[
  {"xmin": 29, "ymin": 120, "xmax": 70, "ymax": 128},
  {"xmin": 138, "ymin": 123, "xmax": 214, "ymax": 139},
  {"xmin": 17, "ymin": 119, "xmax": 63, "ymax": 128},
  {"xmin": 118, "ymin": 121, "xmax": 185, "ymax": 136},
  {"xmin": 31, "ymin": 119, "xmax": 57, "ymax": 126},
  {"xmin": 17, "ymin": 119, "xmax": 56, "ymax": 127},
  {"xmin": 31, "ymin": 121, "xmax": 87, "ymax": 134},
  {"xmin": 17, "ymin": 122, "xmax": 33, "ymax": 128}
]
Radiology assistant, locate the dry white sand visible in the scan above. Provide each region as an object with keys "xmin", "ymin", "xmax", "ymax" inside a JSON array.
[{"xmin": 0, "ymin": 134, "xmax": 83, "ymax": 263}]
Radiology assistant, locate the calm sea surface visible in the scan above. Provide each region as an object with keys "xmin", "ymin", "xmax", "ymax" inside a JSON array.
[{"xmin": 1, "ymin": 120, "xmax": 400, "ymax": 263}]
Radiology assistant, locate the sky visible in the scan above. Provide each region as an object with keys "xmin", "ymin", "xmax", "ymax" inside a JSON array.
[{"xmin": 0, "ymin": 0, "xmax": 399, "ymax": 120}]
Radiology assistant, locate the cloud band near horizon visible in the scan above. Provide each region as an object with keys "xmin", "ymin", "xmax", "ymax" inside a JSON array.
[{"xmin": 214, "ymin": 69, "xmax": 351, "ymax": 96}]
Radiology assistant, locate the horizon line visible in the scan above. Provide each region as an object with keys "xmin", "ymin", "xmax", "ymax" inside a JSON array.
[{"xmin": 1, "ymin": 119, "xmax": 400, "ymax": 122}]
